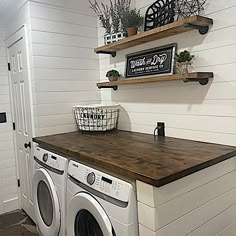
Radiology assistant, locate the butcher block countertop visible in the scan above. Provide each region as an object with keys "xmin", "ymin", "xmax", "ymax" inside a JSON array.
[{"xmin": 33, "ymin": 131, "xmax": 236, "ymax": 187}]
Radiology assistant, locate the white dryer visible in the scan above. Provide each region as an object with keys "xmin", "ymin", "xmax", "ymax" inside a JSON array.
[
  {"xmin": 67, "ymin": 160, "xmax": 138, "ymax": 236},
  {"xmin": 33, "ymin": 146, "xmax": 68, "ymax": 236}
]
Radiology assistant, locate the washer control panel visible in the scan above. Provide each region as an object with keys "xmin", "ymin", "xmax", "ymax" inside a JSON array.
[
  {"xmin": 34, "ymin": 147, "xmax": 67, "ymax": 171},
  {"xmin": 68, "ymin": 160, "xmax": 133, "ymax": 203},
  {"xmin": 42, "ymin": 153, "xmax": 49, "ymax": 162},
  {"xmin": 87, "ymin": 172, "xmax": 96, "ymax": 185}
]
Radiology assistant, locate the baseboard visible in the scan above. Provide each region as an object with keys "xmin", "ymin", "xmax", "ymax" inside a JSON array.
[{"xmin": 2, "ymin": 197, "xmax": 19, "ymax": 214}]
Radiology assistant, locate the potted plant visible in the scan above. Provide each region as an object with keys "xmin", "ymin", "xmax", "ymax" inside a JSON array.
[
  {"xmin": 175, "ymin": 50, "xmax": 194, "ymax": 74},
  {"xmin": 89, "ymin": 0, "xmax": 131, "ymax": 44},
  {"xmin": 106, "ymin": 69, "xmax": 120, "ymax": 81},
  {"xmin": 89, "ymin": 0, "xmax": 112, "ymax": 35},
  {"xmin": 122, "ymin": 9, "xmax": 144, "ymax": 36}
]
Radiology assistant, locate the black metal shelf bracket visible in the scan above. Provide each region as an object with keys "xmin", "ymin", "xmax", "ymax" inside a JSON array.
[
  {"xmin": 184, "ymin": 23, "xmax": 209, "ymax": 35},
  {"xmin": 183, "ymin": 78, "xmax": 209, "ymax": 85},
  {"xmin": 98, "ymin": 85, "xmax": 118, "ymax": 90},
  {"xmin": 96, "ymin": 51, "xmax": 116, "ymax": 57}
]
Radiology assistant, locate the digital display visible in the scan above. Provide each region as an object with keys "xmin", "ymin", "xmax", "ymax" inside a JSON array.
[{"xmin": 102, "ymin": 176, "xmax": 112, "ymax": 184}]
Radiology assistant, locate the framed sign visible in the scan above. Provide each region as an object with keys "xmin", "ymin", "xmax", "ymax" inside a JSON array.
[{"xmin": 125, "ymin": 43, "xmax": 177, "ymax": 78}]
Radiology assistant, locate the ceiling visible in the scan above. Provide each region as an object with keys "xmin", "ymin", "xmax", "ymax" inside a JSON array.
[{"xmin": 0, "ymin": 0, "xmax": 26, "ymax": 24}]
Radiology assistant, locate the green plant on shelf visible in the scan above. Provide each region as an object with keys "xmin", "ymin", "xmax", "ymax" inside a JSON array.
[
  {"xmin": 122, "ymin": 9, "xmax": 143, "ymax": 28},
  {"xmin": 89, "ymin": 0, "xmax": 131, "ymax": 34},
  {"xmin": 106, "ymin": 69, "xmax": 120, "ymax": 82},
  {"xmin": 175, "ymin": 50, "xmax": 195, "ymax": 74},
  {"xmin": 176, "ymin": 50, "xmax": 194, "ymax": 63}
]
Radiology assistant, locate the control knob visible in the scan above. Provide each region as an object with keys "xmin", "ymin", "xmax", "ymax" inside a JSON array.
[
  {"xmin": 42, "ymin": 153, "xmax": 48, "ymax": 162},
  {"xmin": 87, "ymin": 172, "xmax": 96, "ymax": 185}
]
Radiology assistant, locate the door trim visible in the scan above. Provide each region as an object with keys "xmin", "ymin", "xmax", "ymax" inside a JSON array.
[{"xmin": 6, "ymin": 25, "xmax": 25, "ymax": 48}]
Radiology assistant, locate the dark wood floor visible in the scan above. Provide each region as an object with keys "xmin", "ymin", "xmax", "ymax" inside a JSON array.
[{"xmin": 0, "ymin": 210, "xmax": 38, "ymax": 236}]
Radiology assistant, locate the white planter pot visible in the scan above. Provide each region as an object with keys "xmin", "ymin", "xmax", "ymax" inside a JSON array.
[{"xmin": 104, "ymin": 32, "xmax": 127, "ymax": 45}]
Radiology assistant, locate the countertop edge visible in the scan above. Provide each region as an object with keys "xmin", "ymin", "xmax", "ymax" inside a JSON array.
[
  {"xmin": 33, "ymin": 138, "xmax": 236, "ymax": 187},
  {"xmin": 155, "ymin": 151, "xmax": 236, "ymax": 187}
]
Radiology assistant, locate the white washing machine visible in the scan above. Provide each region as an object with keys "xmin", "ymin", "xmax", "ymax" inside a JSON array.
[
  {"xmin": 67, "ymin": 160, "xmax": 139, "ymax": 236},
  {"xmin": 33, "ymin": 146, "xmax": 68, "ymax": 236}
]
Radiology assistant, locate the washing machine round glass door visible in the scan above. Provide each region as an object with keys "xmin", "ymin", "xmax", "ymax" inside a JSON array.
[
  {"xmin": 32, "ymin": 168, "xmax": 60, "ymax": 236},
  {"xmin": 67, "ymin": 192, "xmax": 115, "ymax": 236}
]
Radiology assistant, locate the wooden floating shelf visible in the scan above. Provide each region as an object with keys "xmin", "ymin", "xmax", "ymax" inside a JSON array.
[
  {"xmin": 95, "ymin": 15, "xmax": 213, "ymax": 57},
  {"xmin": 97, "ymin": 72, "xmax": 214, "ymax": 90}
]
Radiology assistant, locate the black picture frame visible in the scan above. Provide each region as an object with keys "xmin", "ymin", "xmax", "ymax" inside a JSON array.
[{"xmin": 125, "ymin": 43, "xmax": 177, "ymax": 78}]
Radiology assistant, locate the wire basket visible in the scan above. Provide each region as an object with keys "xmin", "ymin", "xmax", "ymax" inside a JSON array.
[{"xmin": 73, "ymin": 104, "xmax": 120, "ymax": 132}]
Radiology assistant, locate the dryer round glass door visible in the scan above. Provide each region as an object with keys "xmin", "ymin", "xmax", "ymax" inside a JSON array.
[
  {"xmin": 75, "ymin": 209, "xmax": 103, "ymax": 236},
  {"xmin": 67, "ymin": 192, "xmax": 115, "ymax": 236},
  {"xmin": 32, "ymin": 168, "xmax": 60, "ymax": 236}
]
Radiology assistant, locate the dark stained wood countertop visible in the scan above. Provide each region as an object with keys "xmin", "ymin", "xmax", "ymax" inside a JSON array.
[{"xmin": 33, "ymin": 131, "xmax": 236, "ymax": 187}]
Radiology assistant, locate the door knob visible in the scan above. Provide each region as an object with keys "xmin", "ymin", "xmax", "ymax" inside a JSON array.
[{"xmin": 24, "ymin": 142, "xmax": 31, "ymax": 149}]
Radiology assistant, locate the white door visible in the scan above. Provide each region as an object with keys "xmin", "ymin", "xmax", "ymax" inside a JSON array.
[{"xmin": 7, "ymin": 27, "xmax": 34, "ymax": 220}]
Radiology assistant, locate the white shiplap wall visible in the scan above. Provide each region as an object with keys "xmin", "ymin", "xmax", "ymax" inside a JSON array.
[
  {"xmin": 0, "ymin": 25, "xmax": 18, "ymax": 214},
  {"xmin": 98, "ymin": 0, "xmax": 236, "ymax": 146},
  {"xmin": 0, "ymin": 0, "xmax": 101, "ymax": 214},
  {"xmin": 137, "ymin": 157, "xmax": 236, "ymax": 235},
  {"xmin": 29, "ymin": 0, "xmax": 101, "ymax": 136},
  {"xmin": 6, "ymin": 0, "xmax": 101, "ymax": 137}
]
